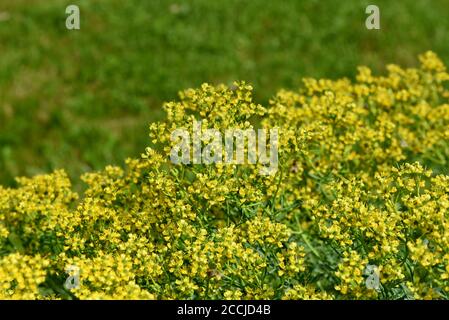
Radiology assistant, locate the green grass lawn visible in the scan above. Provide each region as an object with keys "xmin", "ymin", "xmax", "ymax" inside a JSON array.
[{"xmin": 1, "ymin": 0, "xmax": 448, "ymax": 188}]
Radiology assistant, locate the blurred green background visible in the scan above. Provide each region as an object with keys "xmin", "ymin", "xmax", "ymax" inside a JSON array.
[{"xmin": 1, "ymin": 0, "xmax": 448, "ymax": 187}]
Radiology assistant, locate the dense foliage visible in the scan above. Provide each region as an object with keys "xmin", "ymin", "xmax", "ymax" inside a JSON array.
[{"xmin": 0, "ymin": 52, "xmax": 448, "ymax": 299}]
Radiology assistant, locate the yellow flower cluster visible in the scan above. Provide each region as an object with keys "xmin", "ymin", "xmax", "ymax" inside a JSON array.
[
  {"xmin": 0, "ymin": 253, "xmax": 49, "ymax": 299},
  {"xmin": 0, "ymin": 52, "xmax": 448, "ymax": 299}
]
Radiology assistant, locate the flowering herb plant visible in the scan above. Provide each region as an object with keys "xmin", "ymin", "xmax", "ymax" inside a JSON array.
[{"xmin": 0, "ymin": 52, "xmax": 448, "ymax": 300}]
